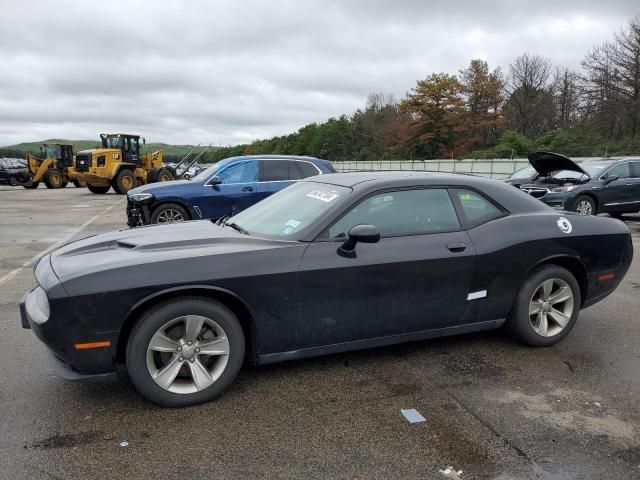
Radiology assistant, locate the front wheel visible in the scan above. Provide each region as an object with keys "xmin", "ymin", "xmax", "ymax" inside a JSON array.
[
  {"xmin": 151, "ymin": 203, "xmax": 189, "ymax": 224},
  {"xmin": 573, "ymin": 196, "xmax": 595, "ymax": 215},
  {"xmin": 508, "ymin": 265, "xmax": 581, "ymax": 347},
  {"xmin": 113, "ymin": 169, "xmax": 136, "ymax": 194},
  {"xmin": 22, "ymin": 181, "xmax": 39, "ymax": 189},
  {"xmin": 9, "ymin": 176, "xmax": 18, "ymax": 186},
  {"xmin": 44, "ymin": 169, "xmax": 64, "ymax": 189},
  {"xmin": 126, "ymin": 296, "xmax": 245, "ymax": 407}
]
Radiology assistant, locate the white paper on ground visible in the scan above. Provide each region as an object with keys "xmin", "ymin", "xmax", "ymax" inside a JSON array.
[{"xmin": 401, "ymin": 408, "xmax": 426, "ymax": 423}]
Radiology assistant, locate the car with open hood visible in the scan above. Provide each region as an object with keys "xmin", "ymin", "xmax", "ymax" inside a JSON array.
[
  {"xmin": 20, "ymin": 171, "xmax": 632, "ymax": 406},
  {"xmin": 519, "ymin": 151, "xmax": 640, "ymax": 216}
]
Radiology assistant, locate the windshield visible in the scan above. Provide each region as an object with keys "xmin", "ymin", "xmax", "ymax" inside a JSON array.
[
  {"xmin": 44, "ymin": 145, "xmax": 60, "ymax": 159},
  {"xmin": 192, "ymin": 158, "xmax": 233, "ymax": 182},
  {"xmin": 228, "ymin": 181, "xmax": 351, "ymax": 239},
  {"xmin": 102, "ymin": 135, "xmax": 121, "ymax": 149},
  {"xmin": 510, "ymin": 166, "xmax": 536, "ymax": 179}
]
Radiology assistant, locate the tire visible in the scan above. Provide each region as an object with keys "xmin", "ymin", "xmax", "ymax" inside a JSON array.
[
  {"xmin": 87, "ymin": 184, "xmax": 110, "ymax": 194},
  {"xmin": 9, "ymin": 176, "xmax": 18, "ymax": 186},
  {"xmin": 151, "ymin": 203, "xmax": 189, "ymax": 224},
  {"xmin": 44, "ymin": 169, "xmax": 64, "ymax": 189},
  {"xmin": 113, "ymin": 169, "xmax": 136, "ymax": 194},
  {"xmin": 72, "ymin": 179, "xmax": 86, "ymax": 188},
  {"xmin": 573, "ymin": 195, "xmax": 596, "ymax": 215},
  {"xmin": 22, "ymin": 181, "xmax": 39, "ymax": 189},
  {"xmin": 155, "ymin": 167, "xmax": 175, "ymax": 183},
  {"xmin": 183, "ymin": 173, "xmax": 191, "ymax": 180},
  {"xmin": 509, "ymin": 265, "xmax": 581, "ymax": 347},
  {"xmin": 126, "ymin": 296, "xmax": 245, "ymax": 407},
  {"xmin": 60, "ymin": 179, "xmax": 68, "ymax": 188}
]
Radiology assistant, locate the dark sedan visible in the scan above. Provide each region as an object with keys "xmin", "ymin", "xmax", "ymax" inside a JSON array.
[
  {"xmin": 21, "ymin": 172, "xmax": 633, "ymax": 406},
  {"xmin": 520, "ymin": 152, "xmax": 640, "ymax": 216}
]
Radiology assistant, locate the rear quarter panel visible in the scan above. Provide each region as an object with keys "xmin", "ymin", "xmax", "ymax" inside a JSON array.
[{"xmin": 464, "ymin": 212, "xmax": 631, "ymax": 323}]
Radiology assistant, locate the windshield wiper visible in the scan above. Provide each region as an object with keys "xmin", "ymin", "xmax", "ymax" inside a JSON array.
[{"xmin": 225, "ymin": 221, "xmax": 249, "ymax": 235}]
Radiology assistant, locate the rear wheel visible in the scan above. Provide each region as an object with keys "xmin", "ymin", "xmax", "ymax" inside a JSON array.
[
  {"xmin": 151, "ymin": 203, "xmax": 189, "ymax": 224},
  {"xmin": 113, "ymin": 169, "xmax": 136, "ymax": 194},
  {"xmin": 126, "ymin": 296, "xmax": 245, "ymax": 407},
  {"xmin": 509, "ymin": 265, "xmax": 581, "ymax": 347},
  {"xmin": 9, "ymin": 176, "xmax": 18, "ymax": 186},
  {"xmin": 44, "ymin": 169, "xmax": 64, "ymax": 189},
  {"xmin": 156, "ymin": 168, "xmax": 174, "ymax": 183},
  {"xmin": 87, "ymin": 184, "xmax": 110, "ymax": 194},
  {"xmin": 573, "ymin": 196, "xmax": 595, "ymax": 215}
]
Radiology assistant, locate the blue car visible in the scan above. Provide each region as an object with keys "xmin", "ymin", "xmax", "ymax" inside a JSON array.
[{"xmin": 126, "ymin": 155, "xmax": 335, "ymax": 226}]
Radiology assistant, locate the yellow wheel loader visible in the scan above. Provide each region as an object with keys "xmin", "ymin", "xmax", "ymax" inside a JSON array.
[
  {"xmin": 67, "ymin": 133, "xmax": 175, "ymax": 194},
  {"xmin": 21, "ymin": 144, "xmax": 86, "ymax": 189}
]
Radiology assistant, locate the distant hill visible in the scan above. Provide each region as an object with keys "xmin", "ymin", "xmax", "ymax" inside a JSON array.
[{"xmin": 0, "ymin": 139, "xmax": 202, "ymax": 161}]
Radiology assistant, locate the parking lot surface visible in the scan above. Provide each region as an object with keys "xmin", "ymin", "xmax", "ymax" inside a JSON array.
[{"xmin": 0, "ymin": 186, "xmax": 639, "ymax": 479}]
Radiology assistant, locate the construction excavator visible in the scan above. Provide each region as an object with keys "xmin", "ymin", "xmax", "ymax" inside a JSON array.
[
  {"xmin": 67, "ymin": 133, "xmax": 175, "ymax": 194},
  {"xmin": 20, "ymin": 143, "xmax": 86, "ymax": 189}
]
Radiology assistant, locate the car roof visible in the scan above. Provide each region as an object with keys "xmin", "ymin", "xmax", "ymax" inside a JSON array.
[
  {"xmin": 303, "ymin": 171, "xmax": 552, "ymax": 214},
  {"xmin": 224, "ymin": 155, "xmax": 321, "ymax": 162}
]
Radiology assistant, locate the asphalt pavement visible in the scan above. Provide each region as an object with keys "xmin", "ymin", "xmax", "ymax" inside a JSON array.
[{"xmin": 0, "ymin": 186, "xmax": 639, "ymax": 479}]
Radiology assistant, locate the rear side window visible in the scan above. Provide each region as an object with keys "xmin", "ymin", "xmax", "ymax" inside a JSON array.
[
  {"xmin": 629, "ymin": 162, "xmax": 640, "ymax": 178},
  {"xmin": 453, "ymin": 189, "xmax": 503, "ymax": 225},
  {"xmin": 288, "ymin": 161, "xmax": 303, "ymax": 180},
  {"xmin": 298, "ymin": 161, "xmax": 321, "ymax": 178},
  {"xmin": 261, "ymin": 160, "xmax": 289, "ymax": 181}
]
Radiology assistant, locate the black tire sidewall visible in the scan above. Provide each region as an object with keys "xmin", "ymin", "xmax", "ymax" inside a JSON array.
[
  {"xmin": 9, "ymin": 176, "xmax": 18, "ymax": 186},
  {"xmin": 510, "ymin": 265, "xmax": 581, "ymax": 347},
  {"xmin": 126, "ymin": 297, "xmax": 245, "ymax": 407},
  {"xmin": 151, "ymin": 203, "xmax": 189, "ymax": 224}
]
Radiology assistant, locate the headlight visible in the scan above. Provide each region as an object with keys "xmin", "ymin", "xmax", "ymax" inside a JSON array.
[
  {"xmin": 128, "ymin": 192, "xmax": 154, "ymax": 202},
  {"xmin": 26, "ymin": 286, "xmax": 50, "ymax": 325},
  {"xmin": 551, "ymin": 185, "xmax": 579, "ymax": 193}
]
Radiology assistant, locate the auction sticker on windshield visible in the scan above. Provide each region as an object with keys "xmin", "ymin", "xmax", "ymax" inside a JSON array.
[{"xmin": 306, "ymin": 190, "xmax": 340, "ymax": 203}]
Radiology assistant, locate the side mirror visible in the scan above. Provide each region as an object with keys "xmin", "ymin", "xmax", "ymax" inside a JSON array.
[
  {"xmin": 604, "ymin": 174, "xmax": 619, "ymax": 184},
  {"xmin": 338, "ymin": 224, "xmax": 380, "ymax": 258},
  {"xmin": 142, "ymin": 137, "xmax": 146, "ymax": 145},
  {"xmin": 209, "ymin": 175, "xmax": 222, "ymax": 185}
]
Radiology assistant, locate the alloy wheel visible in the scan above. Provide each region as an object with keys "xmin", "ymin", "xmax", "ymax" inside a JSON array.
[
  {"xmin": 156, "ymin": 208, "xmax": 184, "ymax": 223},
  {"xmin": 528, "ymin": 278, "xmax": 574, "ymax": 337},
  {"xmin": 575, "ymin": 200, "xmax": 593, "ymax": 215},
  {"xmin": 146, "ymin": 315, "xmax": 230, "ymax": 394}
]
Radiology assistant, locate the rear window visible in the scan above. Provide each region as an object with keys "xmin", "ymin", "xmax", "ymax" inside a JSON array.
[
  {"xmin": 631, "ymin": 162, "xmax": 640, "ymax": 178},
  {"xmin": 298, "ymin": 161, "xmax": 320, "ymax": 178}
]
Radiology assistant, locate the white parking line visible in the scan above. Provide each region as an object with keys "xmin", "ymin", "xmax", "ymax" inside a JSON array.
[{"xmin": 0, "ymin": 198, "xmax": 125, "ymax": 287}]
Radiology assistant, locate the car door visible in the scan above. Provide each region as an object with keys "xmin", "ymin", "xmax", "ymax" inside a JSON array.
[
  {"xmin": 256, "ymin": 159, "xmax": 296, "ymax": 202},
  {"xmin": 199, "ymin": 159, "xmax": 259, "ymax": 218},
  {"xmin": 628, "ymin": 161, "xmax": 640, "ymax": 211},
  {"xmin": 295, "ymin": 187, "xmax": 476, "ymax": 349},
  {"xmin": 599, "ymin": 162, "xmax": 634, "ymax": 212}
]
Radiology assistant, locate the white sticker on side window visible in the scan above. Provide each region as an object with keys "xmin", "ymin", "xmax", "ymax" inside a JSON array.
[{"xmin": 306, "ymin": 190, "xmax": 339, "ymax": 203}]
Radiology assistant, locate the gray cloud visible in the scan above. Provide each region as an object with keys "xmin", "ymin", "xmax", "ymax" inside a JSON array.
[{"xmin": 0, "ymin": 0, "xmax": 638, "ymax": 146}]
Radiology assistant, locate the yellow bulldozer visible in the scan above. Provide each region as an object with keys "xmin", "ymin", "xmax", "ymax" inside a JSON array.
[
  {"xmin": 21, "ymin": 143, "xmax": 86, "ymax": 189},
  {"xmin": 67, "ymin": 133, "xmax": 175, "ymax": 194}
]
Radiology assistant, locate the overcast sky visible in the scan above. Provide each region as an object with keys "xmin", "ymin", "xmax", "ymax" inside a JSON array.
[{"xmin": 0, "ymin": 0, "xmax": 638, "ymax": 147}]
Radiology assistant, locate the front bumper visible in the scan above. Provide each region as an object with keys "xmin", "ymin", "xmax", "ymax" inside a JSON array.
[
  {"xmin": 21, "ymin": 282, "xmax": 118, "ymax": 381},
  {"xmin": 126, "ymin": 198, "xmax": 152, "ymax": 227}
]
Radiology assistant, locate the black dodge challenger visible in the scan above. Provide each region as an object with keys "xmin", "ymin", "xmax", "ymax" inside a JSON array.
[{"xmin": 21, "ymin": 172, "xmax": 633, "ymax": 406}]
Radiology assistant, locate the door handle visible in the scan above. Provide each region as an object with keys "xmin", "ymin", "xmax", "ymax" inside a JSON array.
[
  {"xmin": 242, "ymin": 186, "xmax": 254, "ymax": 192},
  {"xmin": 446, "ymin": 242, "xmax": 466, "ymax": 253}
]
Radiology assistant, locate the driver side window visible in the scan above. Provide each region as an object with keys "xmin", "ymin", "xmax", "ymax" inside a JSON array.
[
  {"xmin": 217, "ymin": 160, "xmax": 258, "ymax": 184},
  {"xmin": 605, "ymin": 163, "xmax": 630, "ymax": 179},
  {"xmin": 328, "ymin": 188, "xmax": 460, "ymax": 238}
]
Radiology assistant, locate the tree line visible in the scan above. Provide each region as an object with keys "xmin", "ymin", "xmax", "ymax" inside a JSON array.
[{"xmin": 202, "ymin": 17, "xmax": 640, "ymax": 162}]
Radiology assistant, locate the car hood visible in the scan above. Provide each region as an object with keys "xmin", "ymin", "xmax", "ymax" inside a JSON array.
[
  {"xmin": 50, "ymin": 220, "xmax": 293, "ymax": 281},
  {"xmin": 528, "ymin": 151, "xmax": 589, "ymax": 178},
  {"xmin": 129, "ymin": 179, "xmax": 200, "ymax": 196}
]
